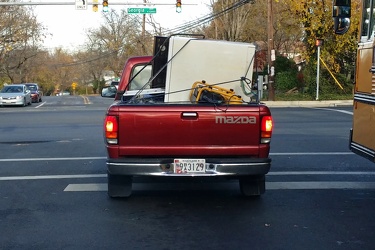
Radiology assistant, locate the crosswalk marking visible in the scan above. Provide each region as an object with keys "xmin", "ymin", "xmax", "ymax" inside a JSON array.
[
  {"xmin": 63, "ymin": 181, "xmax": 375, "ymax": 192},
  {"xmin": 1, "ymin": 172, "xmax": 375, "ymax": 192},
  {"xmin": 1, "ymin": 171, "xmax": 375, "ymax": 181}
]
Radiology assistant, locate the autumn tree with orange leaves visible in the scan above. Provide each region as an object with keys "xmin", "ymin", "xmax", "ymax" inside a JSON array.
[{"xmin": 285, "ymin": 0, "xmax": 361, "ymax": 75}]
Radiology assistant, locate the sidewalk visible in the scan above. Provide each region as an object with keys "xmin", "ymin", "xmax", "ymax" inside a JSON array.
[{"xmin": 262, "ymin": 100, "xmax": 353, "ymax": 107}]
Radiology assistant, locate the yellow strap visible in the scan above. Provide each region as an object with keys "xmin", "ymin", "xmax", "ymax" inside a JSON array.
[{"xmin": 319, "ymin": 57, "xmax": 344, "ymax": 90}]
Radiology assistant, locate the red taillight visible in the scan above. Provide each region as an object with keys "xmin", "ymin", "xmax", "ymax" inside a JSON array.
[
  {"xmin": 261, "ymin": 116, "xmax": 273, "ymax": 143},
  {"xmin": 104, "ymin": 115, "xmax": 118, "ymax": 144}
]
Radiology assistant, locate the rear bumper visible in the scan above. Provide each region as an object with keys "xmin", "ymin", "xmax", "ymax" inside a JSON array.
[
  {"xmin": 1, "ymin": 99, "xmax": 24, "ymax": 106},
  {"xmin": 349, "ymin": 129, "xmax": 375, "ymax": 163},
  {"xmin": 31, "ymin": 95, "xmax": 39, "ymax": 102},
  {"xmin": 107, "ymin": 157, "xmax": 271, "ymax": 177}
]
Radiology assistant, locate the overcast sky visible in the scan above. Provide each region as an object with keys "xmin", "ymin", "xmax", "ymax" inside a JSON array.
[{"xmin": 33, "ymin": 0, "xmax": 211, "ymax": 51}]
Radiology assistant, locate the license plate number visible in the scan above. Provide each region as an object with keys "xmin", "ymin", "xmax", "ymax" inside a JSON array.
[{"xmin": 174, "ymin": 159, "xmax": 205, "ymax": 174}]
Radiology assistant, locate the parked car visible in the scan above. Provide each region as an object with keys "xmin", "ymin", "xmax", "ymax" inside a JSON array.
[
  {"xmin": 25, "ymin": 83, "xmax": 43, "ymax": 103},
  {"xmin": 56, "ymin": 91, "xmax": 71, "ymax": 96},
  {"xmin": 0, "ymin": 84, "xmax": 32, "ymax": 107}
]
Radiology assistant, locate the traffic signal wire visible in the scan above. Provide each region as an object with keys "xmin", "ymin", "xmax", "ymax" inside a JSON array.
[{"xmin": 165, "ymin": 0, "xmax": 253, "ymax": 34}]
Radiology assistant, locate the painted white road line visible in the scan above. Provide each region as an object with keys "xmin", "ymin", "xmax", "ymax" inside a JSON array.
[
  {"xmin": 65, "ymin": 183, "xmax": 106, "ymax": 192},
  {"xmin": 34, "ymin": 101, "xmax": 47, "ymax": 108},
  {"xmin": 64, "ymin": 181, "xmax": 375, "ymax": 192},
  {"xmin": 0, "ymin": 174, "xmax": 106, "ymax": 181},
  {"xmin": 311, "ymin": 107, "xmax": 353, "ymax": 115},
  {"xmin": 269, "ymin": 152, "xmax": 354, "ymax": 156},
  {"xmin": 267, "ymin": 171, "xmax": 375, "ymax": 175},
  {"xmin": 267, "ymin": 182, "xmax": 375, "ymax": 190},
  {"xmin": 2, "ymin": 171, "xmax": 375, "ymax": 181},
  {"xmin": 0, "ymin": 157, "xmax": 106, "ymax": 162}
]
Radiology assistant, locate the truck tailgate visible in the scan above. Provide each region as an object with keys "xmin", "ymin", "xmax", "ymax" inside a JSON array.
[{"xmin": 115, "ymin": 104, "xmax": 262, "ymax": 157}]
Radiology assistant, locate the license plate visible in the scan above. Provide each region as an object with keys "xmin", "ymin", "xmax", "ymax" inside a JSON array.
[{"xmin": 174, "ymin": 159, "xmax": 206, "ymax": 174}]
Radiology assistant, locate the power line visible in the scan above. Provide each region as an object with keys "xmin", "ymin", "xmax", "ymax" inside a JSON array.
[
  {"xmin": 10, "ymin": 1, "xmax": 253, "ymax": 68},
  {"xmin": 0, "ymin": 2, "xmax": 197, "ymax": 6},
  {"xmin": 165, "ymin": 0, "xmax": 253, "ymax": 34}
]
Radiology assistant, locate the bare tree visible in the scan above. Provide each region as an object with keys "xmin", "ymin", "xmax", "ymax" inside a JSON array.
[
  {"xmin": 74, "ymin": 47, "xmax": 107, "ymax": 94},
  {"xmin": 85, "ymin": 9, "xmax": 153, "ymax": 79},
  {"xmin": 203, "ymin": 0, "xmax": 303, "ymax": 55},
  {"xmin": 0, "ymin": 5, "xmax": 46, "ymax": 84},
  {"xmin": 207, "ymin": 0, "xmax": 253, "ymax": 41},
  {"xmin": 48, "ymin": 48, "xmax": 79, "ymax": 93}
]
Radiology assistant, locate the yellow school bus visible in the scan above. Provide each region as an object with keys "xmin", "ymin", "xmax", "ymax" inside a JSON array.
[{"xmin": 333, "ymin": 0, "xmax": 375, "ymax": 163}]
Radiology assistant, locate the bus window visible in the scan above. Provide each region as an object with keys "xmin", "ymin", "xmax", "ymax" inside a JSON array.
[{"xmin": 360, "ymin": 0, "xmax": 375, "ymax": 41}]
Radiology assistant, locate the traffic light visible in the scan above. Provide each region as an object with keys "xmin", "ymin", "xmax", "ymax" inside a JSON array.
[
  {"xmin": 176, "ymin": 0, "xmax": 182, "ymax": 13},
  {"xmin": 102, "ymin": 0, "xmax": 109, "ymax": 12},
  {"xmin": 93, "ymin": 0, "xmax": 98, "ymax": 12}
]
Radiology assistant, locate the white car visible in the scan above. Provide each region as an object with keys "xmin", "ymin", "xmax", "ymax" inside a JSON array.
[{"xmin": 0, "ymin": 84, "xmax": 32, "ymax": 107}]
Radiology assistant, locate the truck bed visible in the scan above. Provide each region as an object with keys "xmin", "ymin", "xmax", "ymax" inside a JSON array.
[
  {"xmin": 106, "ymin": 103, "xmax": 271, "ymax": 159},
  {"xmin": 104, "ymin": 102, "xmax": 272, "ymax": 197}
]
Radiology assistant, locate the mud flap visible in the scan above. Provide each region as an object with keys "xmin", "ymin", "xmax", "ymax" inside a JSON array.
[
  {"xmin": 239, "ymin": 175, "xmax": 265, "ymax": 197},
  {"xmin": 107, "ymin": 172, "xmax": 133, "ymax": 198}
]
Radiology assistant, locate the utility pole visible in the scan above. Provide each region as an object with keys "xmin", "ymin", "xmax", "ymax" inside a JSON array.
[
  {"xmin": 142, "ymin": 0, "xmax": 146, "ymax": 38},
  {"xmin": 267, "ymin": 0, "xmax": 275, "ymax": 101}
]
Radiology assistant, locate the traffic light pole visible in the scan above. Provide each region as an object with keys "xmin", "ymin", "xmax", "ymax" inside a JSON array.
[
  {"xmin": 315, "ymin": 39, "xmax": 323, "ymax": 101},
  {"xmin": 267, "ymin": 0, "xmax": 275, "ymax": 101}
]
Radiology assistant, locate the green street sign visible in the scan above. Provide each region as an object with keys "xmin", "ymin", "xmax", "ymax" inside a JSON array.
[{"xmin": 127, "ymin": 8, "xmax": 156, "ymax": 14}]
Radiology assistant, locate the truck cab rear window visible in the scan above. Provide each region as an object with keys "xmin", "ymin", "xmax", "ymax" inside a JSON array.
[{"xmin": 128, "ymin": 65, "xmax": 152, "ymax": 91}]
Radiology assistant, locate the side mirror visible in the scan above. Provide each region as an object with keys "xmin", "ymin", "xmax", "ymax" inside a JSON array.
[
  {"xmin": 332, "ymin": 0, "xmax": 351, "ymax": 35},
  {"xmin": 101, "ymin": 86, "xmax": 117, "ymax": 98},
  {"xmin": 334, "ymin": 17, "xmax": 351, "ymax": 35}
]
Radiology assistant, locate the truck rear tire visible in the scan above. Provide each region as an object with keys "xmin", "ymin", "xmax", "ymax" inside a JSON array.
[
  {"xmin": 107, "ymin": 172, "xmax": 133, "ymax": 198},
  {"xmin": 239, "ymin": 175, "xmax": 265, "ymax": 197}
]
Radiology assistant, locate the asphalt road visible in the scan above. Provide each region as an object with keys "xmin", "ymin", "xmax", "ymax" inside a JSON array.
[{"xmin": 0, "ymin": 95, "xmax": 374, "ymax": 250}]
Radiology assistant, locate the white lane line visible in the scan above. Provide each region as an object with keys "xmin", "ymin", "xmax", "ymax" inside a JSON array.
[
  {"xmin": 34, "ymin": 101, "xmax": 46, "ymax": 108},
  {"xmin": 310, "ymin": 107, "xmax": 353, "ymax": 115},
  {"xmin": 267, "ymin": 182, "xmax": 375, "ymax": 190},
  {"xmin": 64, "ymin": 181, "xmax": 375, "ymax": 192},
  {"xmin": 269, "ymin": 152, "xmax": 354, "ymax": 156},
  {"xmin": 65, "ymin": 183, "xmax": 106, "ymax": 191},
  {"xmin": 0, "ymin": 157, "xmax": 106, "ymax": 162},
  {"xmin": 2, "ymin": 171, "xmax": 375, "ymax": 181},
  {"xmin": 0, "ymin": 174, "xmax": 106, "ymax": 181},
  {"xmin": 1, "ymin": 173, "xmax": 375, "ymax": 191},
  {"xmin": 267, "ymin": 171, "xmax": 375, "ymax": 175}
]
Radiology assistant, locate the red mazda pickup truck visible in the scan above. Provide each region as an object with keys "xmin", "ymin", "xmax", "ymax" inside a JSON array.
[{"xmin": 102, "ymin": 35, "xmax": 273, "ymax": 198}]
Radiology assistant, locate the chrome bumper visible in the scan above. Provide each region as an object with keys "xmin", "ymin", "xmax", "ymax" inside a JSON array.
[{"xmin": 107, "ymin": 157, "xmax": 271, "ymax": 177}]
